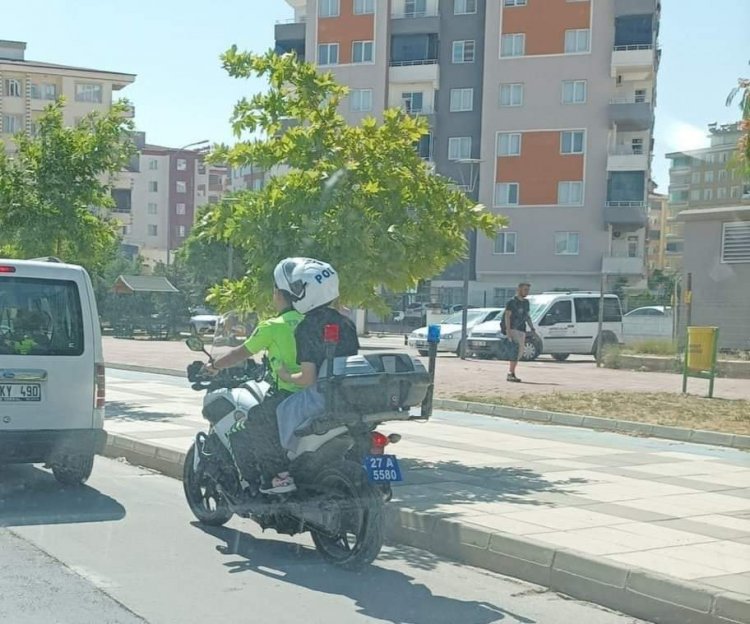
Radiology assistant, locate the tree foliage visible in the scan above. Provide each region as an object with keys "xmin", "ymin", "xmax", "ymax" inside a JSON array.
[
  {"xmin": 726, "ymin": 71, "xmax": 750, "ymax": 177},
  {"xmin": 0, "ymin": 100, "xmax": 135, "ymax": 272},
  {"xmin": 202, "ymin": 50, "xmax": 505, "ymax": 312}
]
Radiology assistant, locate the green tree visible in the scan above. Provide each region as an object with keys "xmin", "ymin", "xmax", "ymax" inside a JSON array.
[
  {"xmin": 0, "ymin": 100, "xmax": 135, "ymax": 272},
  {"xmin": 204, "ymin": 50, "xmax": 505, "ymax": 312},
  {"xmin": 726, "ymin": 72, "xmax": 750, "ymax": 176}
]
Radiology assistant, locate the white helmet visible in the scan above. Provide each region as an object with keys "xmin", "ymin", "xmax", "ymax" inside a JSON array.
[{"xmin": 273, "ymin": 257, "xmax": 339, "ymax": 314}]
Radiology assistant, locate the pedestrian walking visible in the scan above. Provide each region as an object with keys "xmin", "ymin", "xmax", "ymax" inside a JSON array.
[{"xmin": 503, "ymin": 282, "xmax": 537, "ymax": 382}]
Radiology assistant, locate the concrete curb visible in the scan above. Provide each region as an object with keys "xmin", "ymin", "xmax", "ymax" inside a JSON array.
[
  {"xmin": 105, "ymin": 364, "xmax": 750, "ymax": 451},
  {"xmin": 101, "ymin": 432, "xmax": 749, "ymax": 624},
  {"xmin": 433, "ymin": 398, "xmax": 750, "ymax": 451}
]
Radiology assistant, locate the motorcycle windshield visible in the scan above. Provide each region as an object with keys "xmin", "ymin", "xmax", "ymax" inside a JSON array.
[{"xmin": 210, "ymin": 310, "xmax": 258, "ymax": 359}]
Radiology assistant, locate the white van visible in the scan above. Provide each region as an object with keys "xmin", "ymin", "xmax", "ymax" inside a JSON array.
[
  {"xmin": 0, "ymin": 258, "xmax": 105, "ymax": 484},
  {"xmin": 468, "ymin": 292, "xmax": 623, "ymax": 361}
]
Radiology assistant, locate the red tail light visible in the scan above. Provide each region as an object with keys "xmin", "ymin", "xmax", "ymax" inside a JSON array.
[
  {"xmin": 95, "ymin": 364, "xmax": 106, "ymax": 408},
  {"xmin": 0, "ymin": 265, "xmax": 16, "ymax": 273},
  {"xmin": 370, "ymin": 431, "xmax": 389, "ymax": 455},
  {"xmin": 324, "ymin": 323, "xmax": 340, "ymax": 344}
]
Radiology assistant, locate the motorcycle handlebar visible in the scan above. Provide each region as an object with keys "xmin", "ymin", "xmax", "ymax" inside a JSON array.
[{"xmin": 186, "ymin": 358, "xmax": 266, "ymax": 390}]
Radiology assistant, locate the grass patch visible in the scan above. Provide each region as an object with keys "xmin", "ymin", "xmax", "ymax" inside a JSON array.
[
  {"xmin": 455, "ymin": 391, "xmax": 750, "ymax": 435},
  {"xmin": 624, "ymin": 340, "xmax": 678, "ymax": 356}
]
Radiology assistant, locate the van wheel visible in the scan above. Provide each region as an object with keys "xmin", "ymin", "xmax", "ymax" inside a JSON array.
[
  {"xmin": 552, "ymin": 353, "xmax": 570, "ymax": 361},
  {"xmin": 592, "ymin": 332, "xmax": 618, "ymax": 357},
  {"xmin": 52, "ymin": 454, "xmax": 94, "ymax": 486}
]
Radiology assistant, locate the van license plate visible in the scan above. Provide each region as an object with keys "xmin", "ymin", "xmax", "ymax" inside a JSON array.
[
  {"xmin": 472, "ymin": 341, "xmax": 488, "ymax": 347},
  {"xmin": 364, "ymin": 455, "xmax": 403, "ymax": 483},
  {"xmin": 0, "ymin": 383, "xmax": 42, "ymax": 402}
]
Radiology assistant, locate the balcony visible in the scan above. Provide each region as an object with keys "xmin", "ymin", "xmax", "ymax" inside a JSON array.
[
  {"xmin": 604, "ymin": 201, "xmax": 648, "ymax": 227},
  {"xmin": 389, "ymin": 59, "xmax": 439, "ymax": 85},
  {"xmin": 602, "ymin": 254, "xmax": 645, "ymax": 276},
  {"xmin": 390, "ymin": 5, "xmax": 439, "ymax": 35},
  {"xmin": 607, "ymin": 146, "xmax": 648, "ymax": 171},
  {"xmin": 609, "ymin": 97, "xmax": 654, "ymax": 131},
  {"xmin": 400, "ymin": 103, "xmax": 435, "ymax": 117},
  {"xmin": 274, "ymin": 18, "xmax": 305, "ymax": 55},
  {"xmin": 611, "ymin": 44, "xmax": 655, "ymax": 79}
]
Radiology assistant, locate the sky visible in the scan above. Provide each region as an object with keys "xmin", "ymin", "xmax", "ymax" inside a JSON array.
[{"xmin": 8, "ymin": 0, "xmax": 750, "ymax": 191}]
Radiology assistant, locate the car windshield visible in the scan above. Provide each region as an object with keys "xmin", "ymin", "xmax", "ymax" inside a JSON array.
[{"xmin": 442, "ymin": 310, "xmax": 489, "ymax": 325}]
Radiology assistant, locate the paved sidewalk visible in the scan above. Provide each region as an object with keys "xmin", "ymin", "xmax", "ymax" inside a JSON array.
[{"xmin": 105, "ymin": 369, "xmax": 750, "ymax": 623}]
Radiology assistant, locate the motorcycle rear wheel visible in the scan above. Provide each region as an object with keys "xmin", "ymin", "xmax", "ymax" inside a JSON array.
[
  {"xmin": 183, "ymin": 443, "xmax": 233, "ymax": 526},
  {"xmin": 311, "ymin": 460, "xmax": 385, "ymax": 571}
]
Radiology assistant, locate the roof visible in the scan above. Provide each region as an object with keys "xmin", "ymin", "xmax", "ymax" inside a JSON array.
[
  {"xmin": 677, "ymin": 206, "xmax": 750, "ymax": 222},
  {"xmin": 113, "ymin": 275, "xmax": 179, "ymax": 294},
  {"xmin": 0, "ymin": 57, "xmax": 135, "ymax": 84}
]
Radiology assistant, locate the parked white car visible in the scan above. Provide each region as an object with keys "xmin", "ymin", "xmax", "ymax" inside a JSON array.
[
  {"xmin": 623, "ymin": 306, "xmax": 673, "ymax": 344},
  {"xmin": 0, "ymin": 258, "xmax": 105, "ymax": 485},
  {"xmin": 190, "ymin": 306, "xmax": 219, "ymax": 335},
  {"xmin": 408, "ymin": 308, "xmax": 503, "ymax": 355},
  {"xmin": 468, "ymin": 292, "xmax": 624, "ymax": 361}
]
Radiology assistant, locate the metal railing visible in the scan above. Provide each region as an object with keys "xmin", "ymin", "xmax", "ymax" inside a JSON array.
[
  {"xmin": 610, "ymin": 95, "xmax": 651, "ymax": 105},
  {"xmin": 610, "ymin": 146, "xmax": 646, "ymax": 156},
  {"xmin": 389, "ymin": 58, "xmax": 439, "ymax": 67},
  {"xmin": 613, "ymin": 43, "xmax": 653, "ymax": 51},
  {"xmin": 275, "ymin": 17, "xmax": 306, "ymax": 24},
  {"xmin": 605, "ymin": 201, "xmax": 647, "ymax": 208},
  {"xmin": 391, "ymin": 7, "xmax": 439, "ymax": 18},
  {"xmin": 402, "ymin": 104, "xmax": 435, "ymax": 115}
]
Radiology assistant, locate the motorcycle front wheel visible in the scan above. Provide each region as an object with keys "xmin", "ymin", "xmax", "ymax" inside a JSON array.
[
  {"xmin": 311, "ymin": 460, "xmax": 385, "ymax": 571},
  {"xmin": 183, "ymin": 443, "xmax": 233, "ymax": 526}
]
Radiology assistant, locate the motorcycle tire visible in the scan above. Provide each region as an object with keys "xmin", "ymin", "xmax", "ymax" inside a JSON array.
[
  {"xmin": 183, "ymin": 443, "xmax": 233, "ymax": 526},
  {"xmin": 311, "ymin": 460, "xmax": 385, "ymax": 571}
]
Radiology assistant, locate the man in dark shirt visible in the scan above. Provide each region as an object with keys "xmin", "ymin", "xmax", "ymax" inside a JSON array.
[
  {"xmin": 504, "ymin": 282, "xmax": 537, "ymax": 383},
  {"xmin": 294, "ymin": 305, "xmax": 360, "ymax": 373}
]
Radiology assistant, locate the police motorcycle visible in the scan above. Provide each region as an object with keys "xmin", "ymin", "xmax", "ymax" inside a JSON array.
[{"xmin": 182, "ymin": 312, "xmax": 439, "ymax": 570}]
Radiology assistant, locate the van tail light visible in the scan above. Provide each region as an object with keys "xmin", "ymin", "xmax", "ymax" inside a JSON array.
[{"xmin": 95, "ymin": 364, "xmax": 106, "ymax": 408}]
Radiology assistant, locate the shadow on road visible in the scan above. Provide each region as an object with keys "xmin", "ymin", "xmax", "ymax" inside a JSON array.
[
  {"xmin": 197, "ymin": 523, "xmax": 534, "ymax": 624},
  {"xmin": 0, "ymin": 463, "xmax": 126, "ymax": 527},
  {"xmin": 105, "ymin": 400, "xmax": 184, "ymax": 423}
]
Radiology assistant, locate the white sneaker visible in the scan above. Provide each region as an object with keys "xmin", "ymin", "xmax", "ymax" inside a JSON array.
[{"xmin": 260, "ymin": 472, "xmax": 296, "ymax": 495}]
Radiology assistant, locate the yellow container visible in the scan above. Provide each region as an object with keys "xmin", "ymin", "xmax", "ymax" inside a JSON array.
[{"xmin": 686, "ymin": 326, "xmax": 717, "ymax": 372}]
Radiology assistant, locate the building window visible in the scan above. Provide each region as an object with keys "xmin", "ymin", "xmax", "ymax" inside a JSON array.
[
  {"xmin": 452, "ymin": 40, "xmax": 475, "ymax": 63},
  {"xmin": 352, "ymin": 40, "xmax": 374, "ymax": 63},
  {"xmin": 731, "ymin": 186, "xmax": 741, "ymax": 199},
  {"xmin": 562, "ymin": 80, "xmax": 587, "ymax": 104},
  {"xmin": 631, "ymin": 138, "xmax": 644, "ymax": 155},
  {"xmin": 401, "ymin": 91, "xmax": 424, "ymax": 113},
  {"xmin": 718, "ymin": 170, "xmax": 728, "ymax": 182},
  {"xmin": 704, "ymin": 153, "xmax": 714, "ymax": 164},
  {"xmin": 703, "ymin": 188, "xmax": 713, "ymax": 201},
  {"xmin": 176, "ymin": 181, "xmax": 187, "ymax": 193},
  {"xmin": 416, "ymin": 133, "xmax": 433, "ymax": 160},
  {"xmin": 147, "ymin": 202, "xmax": 158, "ymax": 215},
  {"xmin": 30, "ymin": 82, "xmax": 56, "ymax": 100},
  {"xmin": 317, "ymin": 43, "xmax": 339, "ymax": 66},
  {"xmin": 497, "ymin": 133, "xmax": 521, "ymax": 156},
  {"xmin": 404, "ymin": 0, "xmax": 427, "ymax": 17},
  {"xmin": 499, "ymin": 83, "xmax": 523, "ymax": 107},
  {"xmin": 501, "ymin": 34, "xmax": 525, "ymax": 57},
  {"xmin": 148, "ymin": 159, "xmax": 158, "ymax": 170},
  {"xmin": 505, "ymin": 0, "xmax": 527, "ymax": 5},
  {"xmin": 689, "ymin": 189, "xmax": 701, "ymax": 201},
  {"xmin": 558, "ymin": 181, "xmax": 583, "ymax": 205},
  {"xmin": 691, "ymin": 171, "xmax": 700, "ymax": 184},
  {"xmin": 449, "ymin": 88, "xmax": 474, "ymax": 112},
  {"xmin": 561, "ymin": 130, "xmax": 585, "ymax": 154},
  {"xmin": 176, "ymin": 203, "xmax": 186, "ymax": 215},
  {"xmin": 350, "ymin": 88, "xmax": 373, "ymax": 112},
  {"xmin": 670, "ymin": 190, "xmax": 688, "ymax": 202},
  {"xmin": 494, "ymin": 232, "xmax": 517, "ymax": 254},
  {"xmin": 448, "ymin": 136, "xmax": 472, "ymax": 160},
  {"xmin": 319, "ymin": 0, "xmax": 339, "ymax": 17},
  {"xmin": 555, "ymin": 232, "xmax": 580, "ymax": 255},
  {"xmin": 454, "ymin": 0, "xmax": 477, "ymax": 14},
  {"xmin": 148, "ymin": 181, "xmax": 158, "ymax": 192},
  {"xmin": 176, "ymin": 158, "xmax": 187, "ymax": 171},
  {"xmin": 564, "ymin": 29, "xmax": 590, "ymax": 53},
  {"xmin": 75, "ymin": 83, "xmax": 103, "ymax": 103},
  {"xmin": 704, "ymin": 170, "xmax": 714, "ymax": 183},
  {"xmin": 147, "ymin": 224, "xmax": 158, "ymax": 237},
  {"xmin": 717, "ymin": 187, "xmax": 727, "ymax": 200},
  {"xmin": 353, "ymin": 0, "xmax": 374, "ymax": 14},
  {"xmin": 4, "ymin": 78, "xmax": 22, "ymax": 97},
  {"xmin": 177, "ymin": 225, "xmax": 187, "ymax": 238},
  {"xmin": 2, "ymin": 114, "xmax": 23, "ymax": 134},
  {"xmin": 494, "ymin": 183, "xmax": 519, "ymax": 206},
  {"xmin": 253, "ymin": 178, "xmax": 263, "ymax": 190},
  {"xmin": 722, "ymin": 222, "xmax": 750, "ymax": 263}
]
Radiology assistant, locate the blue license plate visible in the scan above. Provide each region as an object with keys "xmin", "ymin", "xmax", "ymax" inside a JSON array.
[{"xmin": 364, "ymin": 454, "xmax": 403, "ymax": 483}]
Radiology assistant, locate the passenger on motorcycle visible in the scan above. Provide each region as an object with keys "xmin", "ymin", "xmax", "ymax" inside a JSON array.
[
  {"xmin": 203, "ymin": 282, "xmax": 303, "ymax": 493},
  {"xmin": 251, "ymin": 257, "xmax": 359, "ymax": 494}
]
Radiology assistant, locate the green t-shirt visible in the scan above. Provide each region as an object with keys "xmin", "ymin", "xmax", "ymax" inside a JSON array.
[{"xmin": 243, "ymin": 309, "xmax": 303, "ymax": 393}]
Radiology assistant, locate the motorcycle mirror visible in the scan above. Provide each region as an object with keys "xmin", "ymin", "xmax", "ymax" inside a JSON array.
[{"xmin": 185, "ymin": 337, "xmax": 207, "ymax": 353}]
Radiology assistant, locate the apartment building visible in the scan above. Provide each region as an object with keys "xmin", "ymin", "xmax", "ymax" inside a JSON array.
[
  {"xmin": 645, "ymin": 191, "xmax": 668, "ymax": 272},
  {"xmin": 114, "ymin": 139, "xmax": 228, "ymax": 265},
  {"xmin": 275, "ymin": 0, "xmax": 660, "ymax": 303},
  {"xmin": 665, "ymin": 122, "xmax": 750, "ymax": 271},
  {"xmin": 0, "ymin": 40, "xmax": 134, "ymax": 144}
]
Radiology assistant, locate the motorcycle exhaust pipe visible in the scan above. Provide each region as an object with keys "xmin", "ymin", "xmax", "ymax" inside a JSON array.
[{"xmin": 420, "ymin": 324, "xmax": 440, "ymax": 419}]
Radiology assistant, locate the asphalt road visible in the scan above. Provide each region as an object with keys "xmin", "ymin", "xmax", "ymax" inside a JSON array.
[{"xmin": 0, "ymin": 458, "xmax": 650, "ymax": 624}]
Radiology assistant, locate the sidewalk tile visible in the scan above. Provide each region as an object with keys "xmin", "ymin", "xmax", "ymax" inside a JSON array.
[
  {"xmin": 571, "ymin": 482, "xmax": 696, "ymax": 503},
  {"xmin": 608, "ymin": 551, "xmax": 729, "ymax": 580},
  {"xmin": 500, "ymin": 507, "xmax": 628, "ymax": 531},
  {"xmin": 580, "ymin": 502, "xmax": 673, "ymax": 523},
  {"xmin": 653, "ymin": 517, "xmax": 750, "ymax": 541},
  {"xmin": 143, "ymin": 436, "xmax": 194, "ymax": 452},
  {"xmin": 461, "ymin": 514, "xmax": 552, "ymax": 535},
  {"xmin": 611, "ymin": 522, "xmax": 715, "ymax": 546},
  {"xmin": 696, "ymin": 572, "xmax": 750, "ymax": 595},
  {"xmin": 690, "ymin": 514, "xmax": 750, "ymax": 533},
  {"xmin": 106, "ymin": 421, "xmax": 191, "ymax": 433},
  {"xmin": 533, "ymin": 531, "xmax": 622, "ymax": 556},
  {"xmin": 617, "ymin": 492, "xmax": 749, "ymax": 517},
  {"xmin": 689, "ymin": 472, "xmax": 750, "ymax": 488},
  {"xmin": 635, "ymin": 542, "xmax": 750, "ymax": 575}
]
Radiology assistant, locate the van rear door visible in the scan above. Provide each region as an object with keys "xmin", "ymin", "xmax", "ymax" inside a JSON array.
[{"xmin": 0, "ymin": 266, "xmax": 94, "ymax": 432}]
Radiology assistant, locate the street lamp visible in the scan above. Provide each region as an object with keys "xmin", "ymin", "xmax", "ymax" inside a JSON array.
[{"xmin": 166, "ymin": 140, "xmax": 210, "ymax": 267}]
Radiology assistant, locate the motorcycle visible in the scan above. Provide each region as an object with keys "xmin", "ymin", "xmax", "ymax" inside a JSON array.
[{"xmin": 181, "ymin": 312, "xmax": 438, "ymax": 570}]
